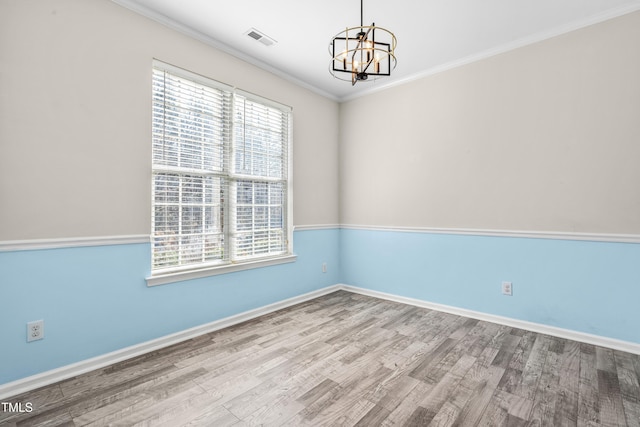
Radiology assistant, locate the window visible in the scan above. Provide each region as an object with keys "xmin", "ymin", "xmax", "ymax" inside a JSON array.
[{"xmin": 149, "ymin": 61, "xmax": 294, "ymax": 285}]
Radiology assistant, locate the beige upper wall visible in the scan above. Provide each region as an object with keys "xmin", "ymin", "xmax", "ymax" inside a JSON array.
[
  {"xmin": 3, "ymin": 2, "xmax": 638, "ymax": 241},
  {"xmin": 340, "ymin": 11, "xmax": 640, "ymax": 234},
  {"xmin": 0, "ymin": 0, "xmax": 340, "ymax": 241}
]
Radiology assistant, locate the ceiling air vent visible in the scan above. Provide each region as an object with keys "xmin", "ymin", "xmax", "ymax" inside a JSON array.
[{"xmin": 245, "ymin": 28, "xmax": 277, "ymax": 47}]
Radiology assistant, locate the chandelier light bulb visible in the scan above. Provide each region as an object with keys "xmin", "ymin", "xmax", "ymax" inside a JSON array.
[{"xmin": 328, "ymin": 0, "xmax": 397, "ymax": 86}]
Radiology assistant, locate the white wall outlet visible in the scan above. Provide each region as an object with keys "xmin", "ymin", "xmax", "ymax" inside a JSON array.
[
  {"xmin": 501, "ymin": 281, "xmax": 513, "ymax": 296},
  {"xmin": 27, "ymin": 320, "xmax": 44, "ymax": 342},
  {"xmin": 322, "ymin": 262, "xmax": 327, "ymax": 273}
]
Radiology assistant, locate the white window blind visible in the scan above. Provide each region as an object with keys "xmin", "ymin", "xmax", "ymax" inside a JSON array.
[{"xmin": 151, "ymin": 62, "xmax": 292, "ymax": 275}]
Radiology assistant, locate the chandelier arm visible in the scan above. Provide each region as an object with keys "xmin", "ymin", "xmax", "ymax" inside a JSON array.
[{"xmin": 329, "ymin": 0, "xmax": 396, "ymax": 86}]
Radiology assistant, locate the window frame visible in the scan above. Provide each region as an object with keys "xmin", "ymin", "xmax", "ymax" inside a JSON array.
[{"xmin": 146, "ymin": 61, "xmax": 295, "ymax": 287}]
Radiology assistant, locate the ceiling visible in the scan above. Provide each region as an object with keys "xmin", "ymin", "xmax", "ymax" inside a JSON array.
[{"xmin": 114, "ymin": 0, "xmax": 640, "ymax": 101}]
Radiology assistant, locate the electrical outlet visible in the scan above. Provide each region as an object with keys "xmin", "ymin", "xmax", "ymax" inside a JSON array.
[
  {"xmin": 322, "ymin": 262, "xmax": 327, "ymax": 273},
  {"xmin": 27, "ymin": 320, "xmax": 44, "ymax": 342},
  {"xmin": 501, "ymin": 281, "xmax": 513, "ymax": 296}
]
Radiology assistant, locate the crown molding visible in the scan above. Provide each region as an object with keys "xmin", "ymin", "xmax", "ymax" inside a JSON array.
[
  {"xmin": 111, "ymin": 1, "xmax": 640, "ymax": 103},
  {"xmin": 109, "ymin": 0, "xmax": 339, "ymax": 102},
  {"xmin": 339, "ymin": 3, "xmax": 640, "ymax": 102}
]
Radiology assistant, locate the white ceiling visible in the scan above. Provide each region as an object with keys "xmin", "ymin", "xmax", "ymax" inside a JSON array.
[{"xmin": 114, "ymin": 0, "xmax": 640, "ymax": 101}]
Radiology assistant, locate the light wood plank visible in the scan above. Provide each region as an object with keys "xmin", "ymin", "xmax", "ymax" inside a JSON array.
[
  {"xmin": 4, "ymin": 290, "xmax": 640, "ymax": 427},
  {"xmin": 579, "ymin": 343, "xmax": 602, "ymax": 426}
]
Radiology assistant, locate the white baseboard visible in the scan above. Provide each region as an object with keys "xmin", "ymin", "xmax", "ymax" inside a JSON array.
[
  {"xmin": 339, "ymin": 284, "xmax": 640, "ymax": 356},
  {"xmin": 0, "ymin": 285, "xmax": 341, "ymax": 400},
  {"xmin": 3, "ymin": 283, "xmax": 639, "ymax": 400}
]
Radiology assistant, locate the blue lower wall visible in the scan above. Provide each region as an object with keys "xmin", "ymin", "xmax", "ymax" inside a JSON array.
[
  {"xmin": 341, "ymin": 228, "xmax": 640, "ymax": 345},
  {"xmin": 0, "ymin": 229, "xmax": 340, "ymax": 385},
  {"xmin": 3, "ymin": 227, "xmax": 640, "ymax": 386}
]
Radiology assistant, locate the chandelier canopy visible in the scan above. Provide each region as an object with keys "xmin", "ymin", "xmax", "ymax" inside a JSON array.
[{"xmin": 329, "ymin": 0, "xmax": 397, "ymax": 85}]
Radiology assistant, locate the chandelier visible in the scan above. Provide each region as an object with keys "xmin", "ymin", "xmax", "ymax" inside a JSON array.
[{"xmin": 329, "ymin": 0, "xmax": 397, "ymax": 85}]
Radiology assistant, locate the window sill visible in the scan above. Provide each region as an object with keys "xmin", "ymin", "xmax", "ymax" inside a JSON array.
[{"xmin": 146, "ymin": 254, "xmax": 297, "ymax": 287}]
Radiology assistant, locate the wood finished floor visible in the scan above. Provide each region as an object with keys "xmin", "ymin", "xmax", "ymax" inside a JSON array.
[{"xmin": 2, "ymin": 290, "xmax": 640, "ymax": 427}]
